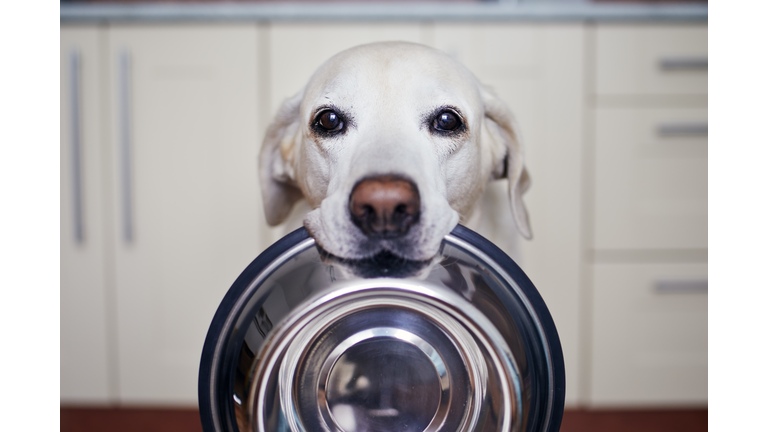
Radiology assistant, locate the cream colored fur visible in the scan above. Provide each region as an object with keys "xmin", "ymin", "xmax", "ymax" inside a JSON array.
[{"xmin": 260, "ymin": 41, "xmax": 530, "ymax": 261}]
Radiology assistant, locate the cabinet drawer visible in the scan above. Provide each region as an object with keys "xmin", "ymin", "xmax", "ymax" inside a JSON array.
[
  {"xmin": 590, "ymin": 262, "xmax": 707, "ymax": 406},
  {"xmin": 595, "ymin": 24, "xmax": 707, "ymax": 97},
  {"xmin": 594, "ymin": 107, "xmax": 707, "ymax": 250}
]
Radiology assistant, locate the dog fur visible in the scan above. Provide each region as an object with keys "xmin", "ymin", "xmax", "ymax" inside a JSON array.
[{"xmin": 259, "ymin": 41, "xmax": 531, "ymax": 261}]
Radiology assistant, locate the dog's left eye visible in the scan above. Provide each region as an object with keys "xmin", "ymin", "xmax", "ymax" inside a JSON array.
[
  {"xmin": 431, "ymin": 110, "xmax": 463, "ymax": 133},
  {"xmin": 314, "ymin": 110, "xmax": 344, "ymax": 133}
]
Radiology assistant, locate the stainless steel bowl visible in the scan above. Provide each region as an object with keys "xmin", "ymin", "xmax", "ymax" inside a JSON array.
[{"xmin": 199, "ymin": 225, "xmax": 565, "ymax": 432}]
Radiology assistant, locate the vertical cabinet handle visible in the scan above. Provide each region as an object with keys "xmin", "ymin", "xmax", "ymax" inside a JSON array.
[
  {"xmin": 70, "ymin": 50, "xmax": 84, "ymax": 244},
  {"xmin": 118, "ymin": 50, "xmax": 134, "ymax": 243}
]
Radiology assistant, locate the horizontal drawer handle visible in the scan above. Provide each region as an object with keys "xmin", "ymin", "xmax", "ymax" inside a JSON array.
[
  {"xmin": 654, "ymin": 278, "xmax": 707, "ymax": 293},
  {"xmin": 659, "ymin": 56, "xmax": 708, "ymax": 71},
  {"xmin": 657, "ymin": 122, "xmax": 708, "ymax": 137}
]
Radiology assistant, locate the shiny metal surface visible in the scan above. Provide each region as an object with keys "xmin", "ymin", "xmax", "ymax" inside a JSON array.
[
  {"xmin": 658, "ymin": 56, "xmax": 708, "ymax": 71},
  {"xmin": 69, "ymin": 49, "xmax": 84, "ymax": 244},
  {"xmin": 321, "ymin": 328, "xmax": 446, "ymax": 431},
  {"xmin": 656, "ymin": 122, "xmax": 708, "ymax": 137},
  {"xmin": 199, "ymin": 226, "xmax": 565, "ymax": 432},
  {"xmin": 118, "ymin": 49, "xmax": 133, "ymax": 243},
  {"xmin": 253, "ymin": 280, "xmax": 519, "ymax": 432},
  {"xmin": 654, "ymin": 278, "xmax": 708, "ymax": 294}
]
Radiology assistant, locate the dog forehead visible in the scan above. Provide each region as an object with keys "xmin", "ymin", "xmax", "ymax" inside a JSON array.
[{"xmin": 302, "ymin": 42, "xmax": 480, "ymax": 115}]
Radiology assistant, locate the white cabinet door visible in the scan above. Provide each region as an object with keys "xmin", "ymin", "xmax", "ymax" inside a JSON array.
[
  {"xmin": 590, "ymin": 262, "xmax": 707, "ymax": 406},
  {"xmin": 431, "ymin": 23, "xmax": 586, "ymax": 406},
  {"xmin": 106, "ymin": 24, "xmax": 266, "ymax": 404},
  {"xmin": 60, "ymin": 26, "xmax": 114, "ymax": 404}
]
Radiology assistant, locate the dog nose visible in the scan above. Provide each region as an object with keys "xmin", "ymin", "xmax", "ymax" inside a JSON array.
[{"xmin": 349, "ymin": 175, "xmax": 421, "ymax": 239}]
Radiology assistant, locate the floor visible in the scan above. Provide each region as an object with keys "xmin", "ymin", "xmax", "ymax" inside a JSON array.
[{"xmin": 60, "ymin": 407, "xmax": 707, "ymax": 432}]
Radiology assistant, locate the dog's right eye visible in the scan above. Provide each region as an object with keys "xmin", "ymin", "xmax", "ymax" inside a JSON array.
[{"xmin": 314, "ymin": 110, "xmax": 344, "ymax": 134}]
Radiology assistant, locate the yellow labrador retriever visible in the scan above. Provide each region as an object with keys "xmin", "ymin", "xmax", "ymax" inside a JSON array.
[{"xmin": 260, "ymin": 41, "xmax": 530, "ymax": 262}]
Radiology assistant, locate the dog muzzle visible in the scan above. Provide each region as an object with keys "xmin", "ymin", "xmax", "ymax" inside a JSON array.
[{"xmin": 198, "ymin": 225, "xmax": 565, "ymax": 432}]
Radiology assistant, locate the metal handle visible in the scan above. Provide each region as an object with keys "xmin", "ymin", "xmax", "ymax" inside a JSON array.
[
  {"xmin": 659, "ymin": 56, "xmax": 708, "ymax": 71},
  {"xmin": 70, "ymin": 50, "xmax": 84, "ymax": 244},
  {"xmin": 654, "ymin": 278, "xmax": 708, "ymax": 293},
  {"xmin": 118, "ymin": 50, "xmax": 134, "ymax": 243},
  {"xmin": 657, "ymin": 122, "xmax": 708, "ymax": 137}
]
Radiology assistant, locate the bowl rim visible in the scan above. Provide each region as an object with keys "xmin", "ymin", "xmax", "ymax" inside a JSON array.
[{"xmin": 198, "ymin": 225, "xmax": 566, "ymax": 432}]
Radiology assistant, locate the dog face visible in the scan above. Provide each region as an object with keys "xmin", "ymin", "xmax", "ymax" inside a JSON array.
[{"xmin": 260, "ymin": 42, "xmax": 530, "ymax": 261}]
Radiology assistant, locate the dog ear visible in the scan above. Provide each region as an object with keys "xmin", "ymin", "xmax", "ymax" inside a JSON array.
[
  {"xmin": 259, "ymin": 90, "xmax": 305, "ymax": 226},
  {"xmin": 480, "ymin": 85, "xmax": 533, "ymax": 239}
]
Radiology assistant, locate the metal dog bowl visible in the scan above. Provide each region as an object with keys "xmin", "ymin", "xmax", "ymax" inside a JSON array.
[{"xmin": 199, "ymin": 225, "xmax": 565, "ymax": 432}]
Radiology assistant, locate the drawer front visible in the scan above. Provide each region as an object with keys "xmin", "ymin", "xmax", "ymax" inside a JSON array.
[
  {"xmin": 594, "ymin": 107, "xmax": 707, "ymax": 250},
  {"xmin": 595, "ymin": 24, "xmax": 707, "ymax": 97},
  {"xmin": 590, "ymin": 262, "xmax": 707, "ymax": 406}
]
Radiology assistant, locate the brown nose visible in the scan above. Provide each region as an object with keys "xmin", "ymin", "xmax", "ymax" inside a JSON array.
[{"xmin": 349, "ymin": 175, "xmax": 421, "ymax": 239}]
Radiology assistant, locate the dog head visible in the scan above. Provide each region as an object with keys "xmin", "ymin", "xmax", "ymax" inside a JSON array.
[{"xmin": 260, "ymin": 41, "xmax": 530, "ymax": 261}]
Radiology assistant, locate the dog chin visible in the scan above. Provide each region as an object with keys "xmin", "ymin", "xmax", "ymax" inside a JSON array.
[
  {"xmin": 302, "ymin": 206, "xmax": 459, "ymax": 263},
  {"xmin": 316, "ymin": 247, "xmax": 436, "ymax": 279}
]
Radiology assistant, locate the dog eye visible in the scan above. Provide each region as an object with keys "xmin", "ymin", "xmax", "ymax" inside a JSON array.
[
  {"xmin": 315, "ymin": 110, "xmax": 344, "ymax": 133},
  {"xmin": 432, "ymin": 110, "xmax": 462, "ymax": 132}
]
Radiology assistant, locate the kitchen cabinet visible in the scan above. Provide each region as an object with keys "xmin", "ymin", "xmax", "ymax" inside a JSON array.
[
  {"xmin": 60, "ymin": 19, "xmax": 707, "ymax": 409},
  {"xmin": 61, "ymin": 24, "xmax": 269, "ymax": 405},
  {"xmin": 587, "ymin": 23, "xmax": 708, "ymax": 406},
  {"xmin": 430, "ymin": 23, "xmax": 586, "ymax": 407}
]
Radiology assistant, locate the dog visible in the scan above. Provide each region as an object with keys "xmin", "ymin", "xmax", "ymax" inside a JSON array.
[{"xmin": 259, "ymin": 41, "xmax": 531, "ymax": 264}]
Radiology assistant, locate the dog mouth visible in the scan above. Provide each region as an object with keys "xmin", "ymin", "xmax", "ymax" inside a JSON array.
[{"xmin": 317, "ymin": 246, "xmax": 433, "ymax": 278}]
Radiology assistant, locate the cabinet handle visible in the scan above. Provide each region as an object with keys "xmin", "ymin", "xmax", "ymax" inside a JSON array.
[
  {"xmin": 118, "ymin": 50, "xmax": 134, "ymax": 243},
  {"xmin": 657, "ymin": 122, "xmax": 708, "ymax": 137},
  {"xmin": 654, "ymin": 279, "xmax": 707, "ymax": 293},
  {"xmin": 70, "ymin": 50, "xmax": 84, "ymax": 244},
  {"xmin": 659, "ymin": 56, "xmax": 708, "ymax": 71}
]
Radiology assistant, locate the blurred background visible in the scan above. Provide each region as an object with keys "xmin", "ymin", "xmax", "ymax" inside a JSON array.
[{"xmin": 60, "ymin": 0, "xmax": 707, "ymax": 430}]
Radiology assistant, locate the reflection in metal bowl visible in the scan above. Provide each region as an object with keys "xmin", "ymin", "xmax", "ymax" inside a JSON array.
[{"xmin": 199, "ymin": 225, "xmax": 565, "ymax": 432}]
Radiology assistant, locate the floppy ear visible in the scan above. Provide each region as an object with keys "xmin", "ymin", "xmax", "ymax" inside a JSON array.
[
  {"xmin": 259, "ymin": 90, "xmax": 305, "ymax": 226},
  {"xmin": 480, "ymin": 85, "xmax": 533, "ymax": 239}
]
